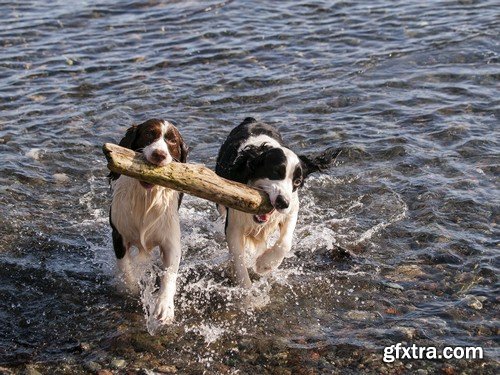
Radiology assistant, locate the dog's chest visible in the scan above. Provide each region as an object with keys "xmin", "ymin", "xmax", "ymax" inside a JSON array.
[
  {"xmin": 244, "ymin": 213, "xmax": 284, "ymax": 241},
  {"xmin": 111, "ymin": 176, "xmax": 178, "ymax": 246}
]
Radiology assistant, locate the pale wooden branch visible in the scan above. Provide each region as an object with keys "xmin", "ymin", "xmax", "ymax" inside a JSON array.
[{"xmin": 102, "ymin": 143, "xmax": 274, "ymax": 215}]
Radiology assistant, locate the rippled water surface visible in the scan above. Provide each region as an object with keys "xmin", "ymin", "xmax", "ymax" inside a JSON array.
[{"xmin": 1, "ymin": 0, "xmax": 499, "ymax": 373}]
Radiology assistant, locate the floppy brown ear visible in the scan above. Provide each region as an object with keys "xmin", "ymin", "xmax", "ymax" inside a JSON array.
[
  {"xmin": 299, "ymin": 147, "xmax": 342, "ymax": 178},
  {"xmin": 179, "ymin": 136, "xmax": 189, "ymax": 163},
  {"xmin": 108, "ymin": 125, "xmax": 138, "ymax": 181},
  {"xmin": 118, "ymin": 125, "xmax": 138, "ymax": 150},
  {"xmin": 170, "ymin": 124, "xmax": 189, "ymax": 163}
]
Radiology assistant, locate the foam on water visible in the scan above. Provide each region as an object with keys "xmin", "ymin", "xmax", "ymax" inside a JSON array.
[
  {"xmin": 186, "ymin": 322, "xmax": 227, "ymax": 345},
  {"xmin": 25, "ymin": 148, "xmax": 41, "ymax": 160}
]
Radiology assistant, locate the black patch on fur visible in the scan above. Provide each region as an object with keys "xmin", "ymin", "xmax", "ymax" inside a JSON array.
[
  {"xmin": 248, "ymin": 147, "xmax": 287, "ymax": 181},
  {"xmin": 215, "ymin": 118, "xmax": 341, "ymax": 205},
  {"xmin": 215, "ymin": 118, "xmax": 285, "ymax": 183},
  {"xmin": 119, "ymin": 125, "xmax": 139, "ymax": 149},
  {"xmin": 226, "ymin": 143, "xmax": 287, "ymax": 183},
  {"xmin": 225, "ymin": 209, "xmax": 229, "ymax": 234},
  {"xmin": 109, "ymin": 208, "xmax": 126, "ymax": 259},
  {"xmin": 108, "ymin": 125, "xmax": 139, "ymax": 181},
  {"xmin": 180, "ymin": 141, "xmax": 188, "ymax": 163},
  {"xmin": 299, "ymin": 147, "xmax": 342, "ymax": 178}
]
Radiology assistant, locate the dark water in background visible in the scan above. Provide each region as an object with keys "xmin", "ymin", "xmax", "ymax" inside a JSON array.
[{"xmin": 0, "ymin": 0, "xmax": 498, "ymax": 373}]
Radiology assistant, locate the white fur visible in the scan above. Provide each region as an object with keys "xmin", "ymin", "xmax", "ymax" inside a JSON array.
[
  {"xmin": 224, "ymin": 192, "xmax": 299, "ymax": 288},
  {"xmin": 219, "ymin": 135, "xmax": 304, "ymax": 288},
  {"xmin": 111, "ymin": 175, "xmax": 181, "ymax": 324},
  {"xmin": 251, "ymin": 148, "xmax": 300, "ymax": 213},
  {"xmin": 238, "ymin": 134, "xmax": 300, "ymax": 210},
  {"xmin": 143, "ymin": 121, "xmax": 172, "ymax": 166}
]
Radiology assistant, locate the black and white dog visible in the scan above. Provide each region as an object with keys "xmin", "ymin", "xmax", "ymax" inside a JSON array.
[
  {"xmin": 215, "ymin": 117, "xmax": 340, "ymax": 288},
  {"xmin": 109, "ymin": 118, "xmax": 188, "ymax": 323}
]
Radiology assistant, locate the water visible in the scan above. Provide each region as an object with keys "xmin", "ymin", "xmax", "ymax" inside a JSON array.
[{"xmin": 0, "ymin": 0, "xmax": 498, "ymax": 373}]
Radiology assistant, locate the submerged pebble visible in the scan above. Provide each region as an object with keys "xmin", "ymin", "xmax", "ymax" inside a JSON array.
[
  {"xmin": 156, "ymin": 365, "xmax": 178, "ymax": 373},
  {"xmin": 390, "ymin": 264, "xmax": 425, "ymax": 281},
  {"xmin": 23, "ymin": 366, "xmax": 42, "ymax": 375},
  {"xmin": 347, "ymin": 310, "xmax": 379, "ymax": 321},
  {"xmin": 110, "ymin": 358, "xmax": 127, "ymax": 369},
  {"xmin": 462, "ymin": 295, "xmax": 484, "ymax": 310},
  {"xmin": 381, "ymin": 281, "xmax": 404, "ymax": 291},
  {"xmin": 85, "ymin": 361, "xmax": 101, "ymax": 372},
  {"xmin": 395, "ymin": 326, "xmax": 417, "ymax": 340},
  {"xmin": 25, "ymin": 148, "xmax": 41, "ymax": 160},
  {"xmin": 53, "ymin": 173, "xmax": 70, "ymax": 184}
]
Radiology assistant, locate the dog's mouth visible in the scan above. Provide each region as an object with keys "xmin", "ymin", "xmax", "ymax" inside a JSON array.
[
  {"xmin": 140, "ymin": 181, "xmax": 155, "ymax": 190},
  {"xmin": 253, "ymin": 209, "xmax": 275, "ymax": 224}
]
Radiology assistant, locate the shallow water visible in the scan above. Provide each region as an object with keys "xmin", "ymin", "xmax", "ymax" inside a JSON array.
[{"xmin": 0, "ymin": 0, "xmax": 498, "ymax": 373}]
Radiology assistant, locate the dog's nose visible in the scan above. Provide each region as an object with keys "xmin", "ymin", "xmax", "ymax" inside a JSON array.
[
  {"xmin": 274, "ymin": 195, "xmax": 289, "ymax": 210},
  {"xmin": 150, "ymin": 150, "xmax": 168, "ymax": 164}
]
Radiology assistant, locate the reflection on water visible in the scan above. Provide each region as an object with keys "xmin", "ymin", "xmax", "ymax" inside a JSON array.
[{"xmin": 0, "ymin": 0, "xmax": 498, "ymax": 373}]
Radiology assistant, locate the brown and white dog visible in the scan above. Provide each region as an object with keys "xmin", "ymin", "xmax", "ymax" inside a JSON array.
[{"xmin": 109, "ymin": 118, "xmax": 188, "ymax": 323}]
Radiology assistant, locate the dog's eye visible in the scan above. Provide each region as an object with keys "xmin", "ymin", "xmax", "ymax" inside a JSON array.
[
  {"xmin": 165, "ymin": 136, "xmax": 177, "ymax": 144},
  {"xmin": 293, "ymin": 178, "xmax": 302, "ymax": 187}
]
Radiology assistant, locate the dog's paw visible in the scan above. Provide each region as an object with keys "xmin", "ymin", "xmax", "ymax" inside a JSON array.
[
  {"xmin": 154, "ymin": 299, "xmax": 175, "ymax": 324},
  {"xmin": 255, "ymin": 245, "xmax": 285, "ymax": 275}
]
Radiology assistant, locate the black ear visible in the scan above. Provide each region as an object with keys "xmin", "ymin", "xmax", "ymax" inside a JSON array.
[
  {"xmin": 118, "ymin": 125, "xmax": 138, "ymax": 150},
  {"xmin": 229, "ymin": 146, "xmax": 263, "ymax": 184},
  {"xmin": 247, "ymin": 152, "xmax": 267, "ymax": 172},
  {"xmin": 299, "ymin": 147, "xmax": 342, "ymax": 178},
  {"xmin": 230, "ymin": 153, "xmax": 254, "ymax": 184},
  {"xmin": 240, "ymin": 117, "xmax": 257, "ymax": 126}
]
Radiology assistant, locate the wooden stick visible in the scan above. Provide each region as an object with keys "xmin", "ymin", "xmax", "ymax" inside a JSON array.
[{"xmin": 102, "ymin": 143, "xmax": 274, "ymax": 215}]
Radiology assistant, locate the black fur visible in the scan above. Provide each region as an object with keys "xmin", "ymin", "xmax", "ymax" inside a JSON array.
[
  {"xmin": 299, "ymin": 147, "xmax": 342, "ymax": 177},
  {"xmin": 109, "ymin": 208, "xmax": 126, "ymax": 259},
  {"xmin": 179, "ymin": 140, "xmax": 189, "ymax": 163},
  {"xmin": 215, "ymin": 118, "xmax": 285, "ymax": 182},
  {"xmin": 216, "ymin": 118, "xmax": 342, "ymax": 200}
]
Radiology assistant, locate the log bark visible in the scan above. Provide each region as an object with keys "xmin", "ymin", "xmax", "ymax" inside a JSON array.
[{"xmin": 102, "ymin": 143, "xmax": 274, "ymax": 215}]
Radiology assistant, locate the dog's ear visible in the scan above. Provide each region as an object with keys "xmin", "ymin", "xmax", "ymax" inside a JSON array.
[
  {"xmin": 118, "ymin": 125, "xmax": 138, "ymax": 150},
  {"xmin": 169, "ymin": 124, "xmax": 188, "ymax": 163},
  {"xmin": 231, "ymin": 153, "xmax": 254, "ymax": 183},
  {"xmin": 109, "ymin": 125, "xmax": 138, "ymax": 181},
  {"xmin": 230, "ymin": 146, "xmax": 263, "ymax": 183},
  {"xmin": 299, "ymin": 147, "xmax": 342, "ymax": 178},
  {"xmin": 240, "ymin": 117, "xmax": 257, "ymax": 126},
  {"xmin": 179, "ymin": 136, "xmax": 189, "ymax": 163}
]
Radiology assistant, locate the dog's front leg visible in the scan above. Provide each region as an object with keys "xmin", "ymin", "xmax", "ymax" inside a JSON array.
[
  {"xmin": 255, "ymin": 209, "xmax": 298, "ymax": 275},
  {"xmin": 155, "ymin": 226, "xmax": 181, "ymax": 324},
  {"xmin": 112, "ymin": 225, "xmax": 139, "ymax": 294},
  {"xmin": 226, "ymin": 214, "xmax": 252, "ymax": 289}
]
